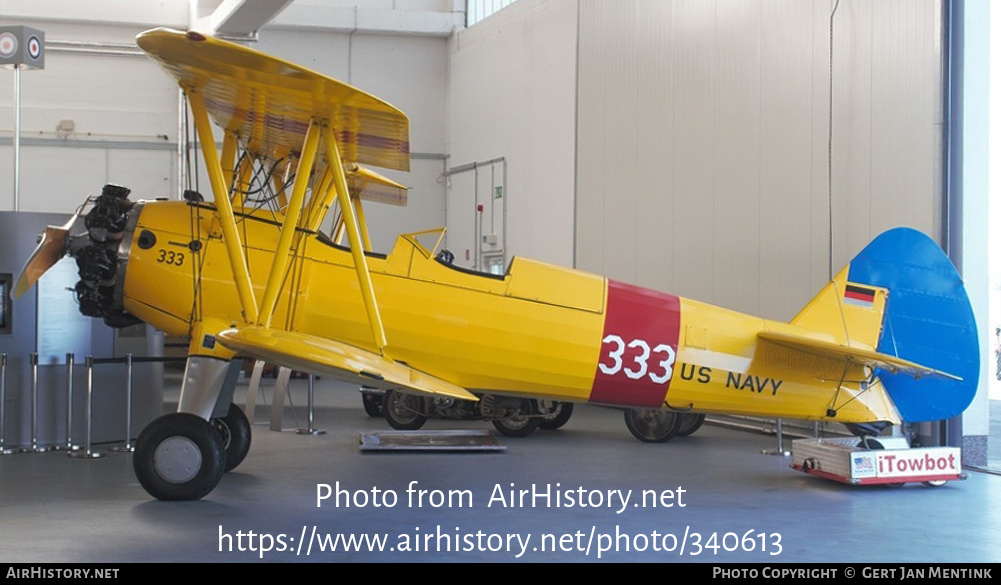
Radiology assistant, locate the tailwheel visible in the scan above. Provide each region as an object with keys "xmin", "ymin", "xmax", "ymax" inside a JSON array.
[
  {"xmin": 539, "ymin": 401, "xmax": 574, "ymax": 430},
  {"xmin": 624, "ymin": 408, "xmax": 682, "ymax": 443},
  {"xmin": 133, "ymin": 413, "xmax": 226, "ymax": 501},
  {"xmin": 492, "ymin": 398, "xmax": 542, "ymax": 438},
  {"xmin": 383, "ymin": 389, "xmax": 428, "ymax": 430},
  {"xmin": 211, "ymin": 404, "xmax": 252, "ymax": 472}
]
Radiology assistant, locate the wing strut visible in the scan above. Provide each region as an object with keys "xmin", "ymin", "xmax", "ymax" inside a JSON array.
[
  {"xmin": 256, "ymin": 119, "xmax": 321, "ymax": 328},
  {"xmin": 188, "ymin": 88, "xmax": 258, "ymax": 324},
  {"xmin": 303, "ymin": 166, "xmax": 333, "ymax": 231},
  {"xmin": 322, "ymin": 122, "xmax": 389, "ymax": 353},
  {"xmin": 220, "ymin": 130, "xmax": 238, "ymax": 186}
]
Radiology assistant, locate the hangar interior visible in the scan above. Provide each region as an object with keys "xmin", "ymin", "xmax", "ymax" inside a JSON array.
[{"xmin": 0, "ymin": 0, "xmax": 998, "ymax": 563}]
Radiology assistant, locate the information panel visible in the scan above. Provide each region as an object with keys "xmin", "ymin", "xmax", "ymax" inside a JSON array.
[{"xmin": 36, "ymin": 257, "xmax": 92, "ymax": 364}]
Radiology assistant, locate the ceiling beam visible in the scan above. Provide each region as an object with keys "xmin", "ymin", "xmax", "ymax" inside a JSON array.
[{"xmin": 191, "ymin": 0, "xmax": 296, "ymax": 37}]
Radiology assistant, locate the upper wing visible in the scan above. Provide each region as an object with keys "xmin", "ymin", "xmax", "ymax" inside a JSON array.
[
  {"xmin": 136, "ymin": 27, "xmax": 410, "ymax": 173},
  {"xmin": 216, "ymin": 327, "xmax": 477, "ymax": 401},
  {"xmin": 757, "ymin": 330, "xmax": 961, "ymax": 381}
]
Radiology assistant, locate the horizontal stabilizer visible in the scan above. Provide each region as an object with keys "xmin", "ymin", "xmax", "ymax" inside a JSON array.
[
  {"xmin": 216, "ymin": 327, "xmax": 476, "ymax": 401},
  {"xmin": 757, "ymin": 330, "xmax": 961, "ymax": 382}
]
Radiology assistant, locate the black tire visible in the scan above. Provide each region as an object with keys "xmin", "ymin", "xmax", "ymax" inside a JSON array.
[
  {"xmin": 539, "ymin": 401, "xmax": 574, "ymax": 430},
  {"xmin": 676, "ymin": 413, "xmax": 706, "ymax": 437},
  {"xmin": 492, "ymin": 399, "xmax": 542, "ymax": 438},
  {"xmin": 383, "ymin": 389, "xmax": 428, "ymax": 430},
  {"xmin": 211, "ymin": 404, "xmax": 252, "ymax": 472},
  {"xmin": 624, "ymin": 408, "xmax": 682, "ymax": 443},
  {"xmin": 133, "ymin": 413, "xmax": 226, "ymax": 501},
  {"xmin": 362, "ymin": 392, "xmax": 384, "ymax": 418}
]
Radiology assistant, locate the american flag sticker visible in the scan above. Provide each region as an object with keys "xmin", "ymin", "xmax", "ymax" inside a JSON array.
[
  {"xmin": 852, "ymin": 453, "xmax": 876, "ymax": 477},
  {"xmin": 844, "ymin": 284, "xmax": 876, "ymax": 308}
]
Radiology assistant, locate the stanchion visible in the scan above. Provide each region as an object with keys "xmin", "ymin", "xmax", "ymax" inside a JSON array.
[
  {"xmin": 69, "ymin": 356, "xmax": 104, "ymax": 459},
  {"xmin": 30, "ymin": 352, "xmax": 50, "ymax": 452},
  {"xmin": 54, "ymin": 353, "xmax": 79, "ymax": 452},
  {"xmin": 295, "ymin": 374, "xmax": 325, "ymax": 436},
  {"xmin": 111, "ymin": 353, "xmax": 134, "ymax": 452},
  {"xmin": 0, "ymin": 354, "xmax": 14, "ymax": 455},
  {"xmin": 762, "ymin": 418, "xmax": 790, "ymax": 456}
]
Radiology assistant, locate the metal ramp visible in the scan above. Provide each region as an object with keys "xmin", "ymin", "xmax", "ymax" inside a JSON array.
[{"xmin": 358, "ymin": 430, "xmax": 506, "ymax": 452}]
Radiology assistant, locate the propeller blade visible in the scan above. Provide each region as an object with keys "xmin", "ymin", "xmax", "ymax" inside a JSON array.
[{"xmin": 11, "ymin": 208, "xmax": 83, "ymax": 300}]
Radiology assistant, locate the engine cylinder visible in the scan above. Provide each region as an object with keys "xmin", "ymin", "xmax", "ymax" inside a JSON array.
[{"xmin": 70, "ymin": 184, "xmax": 141, "ymax": 328}]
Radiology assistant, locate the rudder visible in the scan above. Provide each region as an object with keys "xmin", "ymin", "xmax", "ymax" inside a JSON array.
[{"xmin": 846, "ymin": 227, "xmax": 978, "ymax": 423}]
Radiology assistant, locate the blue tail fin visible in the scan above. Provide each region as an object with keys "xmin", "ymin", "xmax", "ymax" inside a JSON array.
[{"xmin": 847, "ymin": 227, "xmax": 979, "ymax": 423}]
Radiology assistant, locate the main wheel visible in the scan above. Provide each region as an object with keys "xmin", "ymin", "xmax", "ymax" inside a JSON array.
[
  {"xmin": 133, "ymin": 413, "xmax": 226, "ymax": 501},
  {"xmin": 676, "ymin": 412, "xmax": 706, "ymax": 437},
  {"xmin": 492, "ymin": 399, "xmax": 542, "ymax": 437},
  {"xmin": 383, "ymin": 389, "xmax": 428, "ymax": 430},
  {"xmin": 211, "ymin": 404, "xmax": 252, "ymax": 472},
  {"xmin": 624, "ymin": 408, "xmax": 682, "ymax": 443},
  {"xmin": 539, "ymin": 401, "xmax": 574, "ymax": 430}
]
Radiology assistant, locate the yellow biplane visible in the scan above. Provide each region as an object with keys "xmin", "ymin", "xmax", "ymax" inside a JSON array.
[{"xmin": 13, "ymin": 29, "xmax": 979, "ymax": 501}]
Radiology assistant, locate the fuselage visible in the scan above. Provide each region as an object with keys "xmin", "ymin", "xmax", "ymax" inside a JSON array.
[{"xmin": 118, "ymin": 200, "xmax": 898, "ymax": 424}]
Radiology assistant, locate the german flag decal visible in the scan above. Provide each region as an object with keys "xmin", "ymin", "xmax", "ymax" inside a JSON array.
[{"xmin": 844, "ymin": 283, "xmax": 876, "ymax": 308}]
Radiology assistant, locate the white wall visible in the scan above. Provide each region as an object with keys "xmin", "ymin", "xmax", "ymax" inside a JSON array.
[
  {"xmin": 446, "ymin": 0, "xmax": 578, "ymax": 268},
  {"xmin": 446, "ymin": 0, "xmax": 945, "ymax": 318},
  {"xmin": 0, "ymin": 20, "xmax": 179, "ymax": 213},
  {"xmin": 575, "ymin": 0, "xmax": 944, "ymax": 321}
]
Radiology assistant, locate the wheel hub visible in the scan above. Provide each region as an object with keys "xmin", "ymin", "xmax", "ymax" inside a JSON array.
[
  {"xmin": 153, "ymin": 436, "xmax": 203, "ymax": 484},
  {"xmin": 212, "ymin": 420, "xmax": 232, "ymax": 450}
]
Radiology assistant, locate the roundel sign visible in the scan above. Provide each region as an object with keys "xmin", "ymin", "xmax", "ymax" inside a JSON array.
[
  {"xmin": 27, "ymin": 35, "xmax": 41, "ymax": 60},
  {"xmin": 0, "ymin": 33, "xmax": 17, "ymax": 59}
]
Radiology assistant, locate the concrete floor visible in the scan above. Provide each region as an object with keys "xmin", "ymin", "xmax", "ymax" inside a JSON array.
[{"xmin": 1, "ymin": 374, "xmax": 1000, "ymax": 564}]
